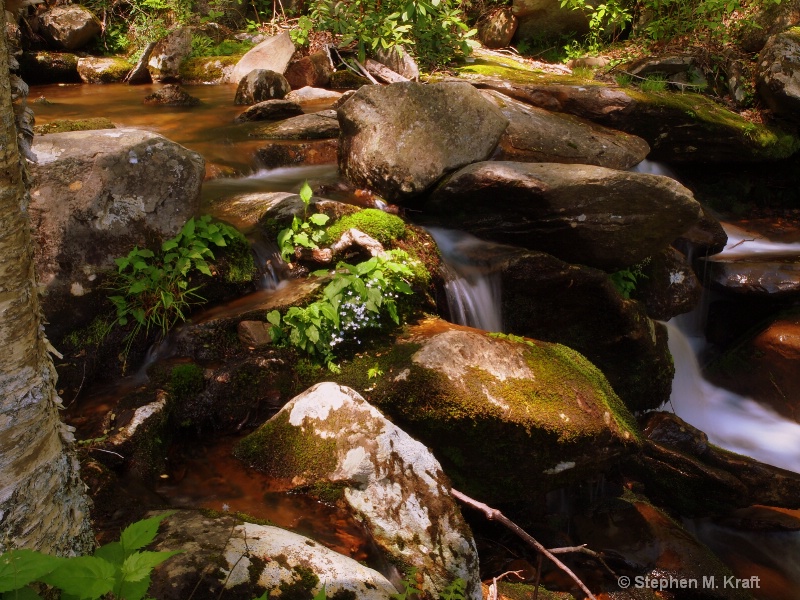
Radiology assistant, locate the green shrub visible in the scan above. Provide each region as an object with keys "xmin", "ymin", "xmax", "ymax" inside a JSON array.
[
  {"xmin": 267, "ymin": 250, "xmax": 418, "ymax": 371},
  {"xmin": 326, "ymin": 209, "xmax": 407, "ymax": 245},
  {"xmin": 0, "ymin": 512, "xmax": 178, "ymax": 600},
  {"xmin": 277, "ymin": 182, "xmax": 330, "ymax": 262},
  {"xmin": 298, "ymin": 0, "xmax": 476, "ymax": 68},
  {"xmin": 109, "ymin": 216, "xmax": 242, "ymax": 350}
]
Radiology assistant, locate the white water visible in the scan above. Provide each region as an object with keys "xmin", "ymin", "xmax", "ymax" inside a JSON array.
[
  {"xmin": 667, "ymin": 223, "xmax": 800, "ymax": 474},
  {"xmin": 666, "ymin": 320, "xmax": 800, "ymax": 473},
  {"xmin": 427, "ymin": 228, "xmax": 504, "ymax": 332}
]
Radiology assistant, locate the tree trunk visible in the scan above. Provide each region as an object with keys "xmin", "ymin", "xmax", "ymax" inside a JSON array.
[{"xmin": 0, "ymin": 3, "xmax": 93, "ymax": 555}]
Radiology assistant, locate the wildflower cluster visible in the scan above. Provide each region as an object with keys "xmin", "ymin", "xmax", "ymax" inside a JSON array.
[{"xmin": 267, "ymin": 250, "xmax": 417, "ymax": 371}]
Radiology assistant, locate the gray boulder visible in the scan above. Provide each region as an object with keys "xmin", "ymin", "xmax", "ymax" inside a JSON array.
[
  {"xmin": 427, "ymin": 161, "xmax": 702, "ymax": 271},
  {"xmin": 149, "ymin": 510, "xmax": 397, "ymax": 600},
  {"xmin": 77, "ymin": 57, "xmax": 132, "ymax": 84},
  {"xmin": 236, "ymin": 382, "xmax": 482, "ymax": 600},
  {"xmin": 148, "ymin": 27, "xmax": 192, "ymax": 82},
  {"xmin": 338, "ymin": 81, "xmax": 509, "ymax": 201},
  {"xmin": 483, "ymin": 89, "xmax": 650, "ymax": 169},
  {"xmin": 39, "ymin": 4, "xmax": 101, "ymax": 51},
  {"xmin": 234, "ymin": 69, "xmax": 291, "ymax": 105},
  {"xmin": 757, "ymin": 28, "xmax": 800, "ymax": 122},
  {"xmin": 29, "ymin": 128, "xmax": 204, "ymax": 327},
  {"xmin": 230, "ymin": 31, "xmax": 295, "ymax": 84},
  {"xmin": 143, "ymin": 84, "xmax": 200, "ymax": 106},
  {"xmin": 513, "ymin": 0, "xmax": 589, "ymax": 41}
]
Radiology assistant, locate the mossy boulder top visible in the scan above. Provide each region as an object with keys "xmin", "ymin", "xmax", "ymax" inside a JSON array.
[
  {"xmin": 426, "ymin": 161, "xmax": 702, "ymax": 271},
  {"xmin": 236, "ymin": 382, "xmax": 482, "ymax": 600},
  {"xmin": 337, "ymin": 81, "xmax": 509, "ymax": 202},
  {"xmin": 335, "ymin": 318, "xmax": 641, "ymax": 503}
]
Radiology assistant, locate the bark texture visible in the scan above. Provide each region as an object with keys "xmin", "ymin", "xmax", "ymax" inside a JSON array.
[{"xmin": 0, "ymin": 3, "xmax": 93, "ymax": 554}]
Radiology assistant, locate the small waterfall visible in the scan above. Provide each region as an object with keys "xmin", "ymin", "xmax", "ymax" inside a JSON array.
[
  {"xmin": 427, "ymin": 228, "xmax": 504, "ymax": 332},
  {"xmin": 249, "ymin": 232, "xmax": 287, "ymax": 291},
  {"xmin": 631, "ymin": 159, "xmax": 679, "ymax": 179},
  {"xmin": 666, "ymin": 319, "xmax": 800, "ymax": 474}
]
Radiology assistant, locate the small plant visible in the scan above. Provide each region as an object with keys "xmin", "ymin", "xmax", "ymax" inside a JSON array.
[
  {"xmin": 640, "ymin": 74, "xmax": 669, "ymax": 92},
  {"xmin": 0, "ymin": 512, "xmax": 179, "ymax": 600},
  {"xmin": 390, "ymin": 568, "xmax": 424, "ymax": 600},
  {"xmin": 290, "ymin": 15, "xmax": 315, "ymax": 46},
  {"xmin": 267, "ymin": 250, "xmax": 417, "ymax": 371},
  {"xmin": 609, "ymin": 258, "xmax": 650, "ymax": 299},
  {"xmin": 109, "ymin": 215, "xmax": 243, "ymax": 350},
  {"xmin": 367, "ymin": 364, "xmax": 384, "ymax": 379},
  {"xmin": 277, "ymin": 182, "xmax": 330, "ymax": 262}
]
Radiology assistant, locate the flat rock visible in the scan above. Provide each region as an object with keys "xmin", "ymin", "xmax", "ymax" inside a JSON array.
[
  {"xmin": 483, "ymin": 89, "xmax": 649, "ymax": 169},
  {"xmin": 427, "ymin": 161, "xmax": 702, "ymax": 270},
  {"xmin": 248, "ymin": 112, "xmax": 339, "ymax": 140},
  {"xmin": 234, "ymin": 99, "xmax": 303, "ymax": 122},
  {"xmin": 230, "ymin": 32, "xmax": 295, "ymax": 84}
]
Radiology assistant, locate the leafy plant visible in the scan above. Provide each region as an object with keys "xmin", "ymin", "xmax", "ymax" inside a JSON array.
[
  {"xmin": 277, "ymin": 182, "xmax": 330, "ymax": 262},
  {"xmin": 390, "ymin": 568, "xmax": 424, "ymax": 600},
  {"xmin": 304, "ymin": 0, "xmax": 476, "ymax": 68},
  {"xmin": 267, "ymin": 250, "xmax": 417, "ymax": 371},
  {"xmin": 609, "ymin": 258, "xmax": 650, "ymax": 299},
  {"xmin": 109, "ymin": 215, "xmax": 243, "ymax": 349},
  {"xmin": 0, "ymin": 512, "xmax": 179, "ymax": 600}
]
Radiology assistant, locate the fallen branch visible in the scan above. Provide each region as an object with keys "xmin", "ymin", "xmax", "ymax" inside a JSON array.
[
  {"xmin": 365, "ymin": 59, "xmax": 409, "ymax": 83},
  {"xmin": 450, "ymin": 488, "xmax": 597, "ymax": 600}
]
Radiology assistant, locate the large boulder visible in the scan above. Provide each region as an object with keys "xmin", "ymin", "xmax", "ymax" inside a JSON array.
[
  {"xmin": 475, "ymin": 79, "xmax": 800, "ymax": 162},
  {"xmin": 77, "ymin": 57, "xmax": 131, "ymax": 83},
  {"xmin": 284, "ymin": 52, "xmax": 333, "ymax": 89},
  {"xmin": 234, "ymin": 69, "xmax": 291, "ymax": 105},
  {"xmin": 236, "ymin": 382, "xmax": 482, "ymax": 600},
  {"xmin": 757, "ymin": 28, "xmax": 800, "ymax": 123},
  {"xmin": 148, "ymin": 27, "xmax": 193, "ymax": 82},
  {"xmin": 338, "ymin": 81, "xmax": 509, "ymax": 202},
  {"xmin": 39, "ymin": 4, "xmax": 101, "ymax": 51},
  {"xmin": 426, "ymin": 161, "xmax": 702, "ymax": 271},
  {"xmin": 332, "ymin": 319, "xmax": 641, "ymax": 503},
  {"xmin": 482, "ymin": 89, "xmax": 650, "ymax": 169},
  {"xmin": 496, "ymin": 248, "xmax": 675, "ymax": 412},
  {"xmin": 477, "ymin": 7, "xmax": 519, "ymax": 48},
  {"xmin": 18, "ymin": 51, "xmax": 80, "ymax": 85},
  {"xmin": 229, "ymin": 31, "xmax": 295, "ymax": 84},
  {"xmin": 28, "ymin": 128, "xmax": 204, "ymax": 330},
  {"xmin": 149, "ymin": 510, "xmax": 397, "ymax": 600}
]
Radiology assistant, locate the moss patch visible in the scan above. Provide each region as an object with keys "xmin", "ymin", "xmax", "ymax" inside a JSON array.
[
  {"xmin": 234, "ymin": 410, "xmax": 338, "ymax": 480},
  {"xmin": 35, "ymin": 117, "xmax": 116, "ymax": 135},
  {"xmin": 179, "ymin": 55, "xmax": 240, "ymax": 82},
  {"xmin": 327, "ymin": 208, "xmax": 407, "ymax": 245}
]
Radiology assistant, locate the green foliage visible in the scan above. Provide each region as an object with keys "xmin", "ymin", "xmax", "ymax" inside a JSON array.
[
  {"xmin": 109, "ymin": 216, "xmax": 241, "ymax": 348},
  {"xmin": 277, "ymin": 182, "xmax": 330, "ymax": 262},
  {"xmin": 267, "ymin": 250, "xmax": 417, "ymax": 371},
  {"xmin": 0, "ymin": 512, "xmax": 179, "ymax": 600},
  {"xmin": 304, "ymin": 0, "xmax": 476, "ymax": 68},
  {"xmin": 560, "ymin": 0, "xmax": 630, "ymax": 52},
  {"xmin": 326, "ymin": 209, "xmax": 407, "ymax": 245},
  {"xmin": 440, "ymin": 578, "xmax": 467, "ymax": 600},
  {"xmin": 639, "ymin": 74, "xmax": 668, "ymax": 92},
  {"xmin": 390, "ymin": 568, "xmax": 424, "ymax": 600},
  {"xmin": 190, "ymin": 34, "xmax": 255, "ymax": 57},
  {"xmin": 83, "ymin": 0, "xmax": 188, "ymax": 55},
  {"xmin": 290, "ymin": 15, "xmax": 315, "ymax": 46},
  {"xmin": 609, "ymin": 258, "xmax": 650, "ymax": 299}
]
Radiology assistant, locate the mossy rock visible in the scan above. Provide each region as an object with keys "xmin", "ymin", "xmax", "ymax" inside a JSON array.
[
  {"xmin": 179, "ymin": 55, "xmax": 240, "ymax": 83},
  {"xmin": 327, "ymin": 208, "xmax": 407, "ymax": 245},
  {"xmin": 34, "ymin": 117, "xmax": 116, "ymax": 135},
  {"xmin": 333, "ymin": 318, "xmax": 641, "ymax": 504}
]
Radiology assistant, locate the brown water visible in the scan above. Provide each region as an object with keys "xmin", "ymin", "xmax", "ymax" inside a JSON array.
[{"xmin": 30, "ymin": 83, "xmax": 298, "ymax": 173}]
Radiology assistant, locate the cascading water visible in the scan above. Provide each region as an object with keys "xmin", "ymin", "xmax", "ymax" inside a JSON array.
[
  {"xmin": 427, "ymin": 228, "xmax": 504, "ymax": 332},
  {"xmin": 666, "ymin": 319, "xmax": 800, "ymax": 474},
  {"xmin": 666, "ymin": 223, "xmax": 800, "ymax": 474}
]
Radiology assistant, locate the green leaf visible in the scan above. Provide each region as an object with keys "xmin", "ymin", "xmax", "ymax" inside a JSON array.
[
  {"xmin": 161, "ymin": 239, "xmax": 179, "ymax": 251},
  {"xmin": 115, "ymin": 574, "xmax": 152, "ymax": 600},
  {"xmin": 120, "ymin": 512, "xmax": 175, "ymax": 555},
  {"xmin": 299, "ymin": 181, "xmax": 313, "ymax": 205},
  {"xmin": 94, "ymin": 542, "xmax": 124, "ymax": 566},
  {"xmin": 136, "ymin": 249, "xmax": 155, "ymax": 258},
  {"xmin": 0, "ymin": 550, "xmax": 63, "ymax": 593},
  {"xmin": 128, "ymin": 280, "xmax": 148, "ymax": 294},
  {"xmin": 1, "ymin": 586, "xmax": 43, "ymax": 599},
  {"xmin": 210, "ymin": 232, "xmax": 227, "ymax": 246},
  {"xmin": 121, "ymin": 551, "xmax": 181, "ymax": 583},
  {"xmin": 293, "ymin": 232, "xmax": 312, "ymax": 248},
  {"xmin": 306, "ymin": 324, "xmax": 319, "ymax": 343},
  {"xmin": 195, "ymin": 260, "xmax": 212, "ymax": 276},
  {"xmin": 308, "ymin": 213, "xmax": 330, "ymax": 226},
  {"xmin": 181, "ymin": 218, "xmax": 196, "ymax": 238},
  {"xmin": 394, "ymin": 280, "xmax": 413, "ymax": 295},
  {"xmin": 40, "ymin": 556, "xmax": 115, "ymax": 599},
  {"xmin": 267, "ymin": 310, "xmax": 282, "ymax": 327}
]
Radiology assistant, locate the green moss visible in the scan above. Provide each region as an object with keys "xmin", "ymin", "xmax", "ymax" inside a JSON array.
[
  {"xmin": 327, "ymin": 208, "xmax": 407, "ymax": 245},
  {"xmin": 218, "ymin": 231, "xmax": 256, "ymax": 284},
  {"xmin": 63, "ymin": 315, "xmax": 113, "ymax": 349},
  {"xmin": 276, "ymin": 565, "xmax": 319, "ymax": 600},
  {"xmin": 168, "ymin": 363, "xmax": 205, "ymax": 403},
  {"xmin": 179, "ymin": 55, "xmax": 240, "ymax": 82},
  {"xmin": 625, "ymin": 88, "xmax": 800, "ymax": 159},
  {"xmin": 497, "ymin": 582, "xmax": 574, "ymax": 600},
  {"xmin": 234, "ymin": 411, "xmax": 338, "ymax": 479},
  {"xmin": 35, "ymin": 117, "xmax": 116, "ymax": 135},
  {"xmin": 454, "ymin": 57, "xmax": 601, "ymax": 86}
]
